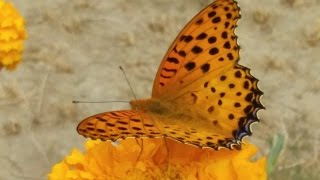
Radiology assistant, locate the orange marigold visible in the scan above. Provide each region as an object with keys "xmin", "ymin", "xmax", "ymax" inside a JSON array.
[
  {"xmin": 48, "ymin": 138, "xmax": 266, "ymax": 180},
  {"xmin": 0, "ymin": 0, "xmax": 27, "ymax": 70}
]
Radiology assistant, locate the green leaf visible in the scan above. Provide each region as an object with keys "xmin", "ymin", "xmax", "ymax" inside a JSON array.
[{"xmin": 267, "ymin": 133, "xmax": 285, "ymax": 175}]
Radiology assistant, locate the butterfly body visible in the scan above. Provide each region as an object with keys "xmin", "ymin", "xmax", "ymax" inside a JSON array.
[
  {"xmin": 131, "ymin": 98, "xmax": 199, "ymax": 120},
  {"xmin": 77, "ymin": 0, "xmax": 264, "ymax": 150},
  {"xmin": 130, "ymin": 99, "xmax": 201, "ymax": 131}
]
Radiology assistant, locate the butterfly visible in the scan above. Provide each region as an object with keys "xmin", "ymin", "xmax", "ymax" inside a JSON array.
[{"xmin": 77, "ymin": 0, "xmax": 264, "ymax": 150}]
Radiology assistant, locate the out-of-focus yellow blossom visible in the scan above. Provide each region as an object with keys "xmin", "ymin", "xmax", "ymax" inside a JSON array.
[
  {"xmin": 48, "ymin": 138, "xmax": 266, "ymax": 180},
  {"xmin": 0, "ymin": 0, "xmax": 27, "ymax": 70}
]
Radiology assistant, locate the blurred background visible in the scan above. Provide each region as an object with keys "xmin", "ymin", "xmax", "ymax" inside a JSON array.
[{"xmin": 0, "ymin": 0, "xmax": 319, "ymax": 179}]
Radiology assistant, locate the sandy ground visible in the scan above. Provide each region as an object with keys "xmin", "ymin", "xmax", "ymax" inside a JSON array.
[{"xmin": 0, "ymin": 0, "xmax": 319, "ymax": 179}]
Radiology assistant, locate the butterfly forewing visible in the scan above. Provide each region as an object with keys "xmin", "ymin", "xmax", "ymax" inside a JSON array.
[{"xmin": 152, "ymin": 0, "xmax": 240, "ymax": 99}]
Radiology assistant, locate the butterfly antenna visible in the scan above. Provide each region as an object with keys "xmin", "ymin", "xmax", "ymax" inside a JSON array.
[
  {"xmin": 119, "ymin": 66, "xmax": 137, "ymax": 100},
  {"xmin": 72, "ymin": 100, "xmax": 129, "ymax": 104}
]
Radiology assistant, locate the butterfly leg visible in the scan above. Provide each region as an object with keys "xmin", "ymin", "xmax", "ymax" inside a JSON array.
[
  {"xmin": 163, "ymin": 137, "xmax": 170, "ymax": 169},
  {"xmin": 135, "ymin": 138, "xmax": 144, "ymax": 163}
]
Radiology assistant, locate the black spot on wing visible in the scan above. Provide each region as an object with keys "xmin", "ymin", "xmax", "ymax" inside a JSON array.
[
  {"xmin": 201, "ymin": 63, "xmax": 210, "ymax": 73},
  {"xmin": 167, "ymin": 57, "xmax": 179, "ymax": 64},
  {"xmin": 185, "ymin": 62, "xmax": 196, "ymax": 71}
]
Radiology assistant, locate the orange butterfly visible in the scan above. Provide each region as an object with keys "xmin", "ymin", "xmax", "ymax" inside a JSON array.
[{"xmin": 77, "ymin": 0, "xmax": 264, "ymax": 150}]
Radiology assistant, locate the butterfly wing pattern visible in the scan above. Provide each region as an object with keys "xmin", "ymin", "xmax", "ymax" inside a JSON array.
[
  {"xmin": 77, "ymin": 0, "xmax": 264, "ymax": 150},
  {"xmin": 77, "ymin": 110, "xmax": 162, "ymax": 141}
]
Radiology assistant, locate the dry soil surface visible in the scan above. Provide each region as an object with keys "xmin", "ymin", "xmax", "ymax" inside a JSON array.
[{"xmin": 0, "ymin": 0, "xmax": 319, "ymax": 179}]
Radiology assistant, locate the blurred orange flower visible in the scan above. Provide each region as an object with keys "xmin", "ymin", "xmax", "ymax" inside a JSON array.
[
  {"xmin": 48, "ymin": 138, "xmax": 266, "ymax": 180},
  {"xmin": 0, "ymin": 0, "xmax": 27, "ymax": 70}
]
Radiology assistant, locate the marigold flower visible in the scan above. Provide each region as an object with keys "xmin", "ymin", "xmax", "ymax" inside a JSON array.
[
  {"xmin": 48, "ymin": 138, "xmax": 266, "ymax": 180},
  {"xmin": 0, "ymin": 0, "xmax": 27, "ymax": 70}
]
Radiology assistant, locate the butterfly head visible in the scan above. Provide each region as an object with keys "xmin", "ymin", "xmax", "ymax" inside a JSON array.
[{"xmin": 130, "ymin": 99, "xmax": 147, "ymax": 111}]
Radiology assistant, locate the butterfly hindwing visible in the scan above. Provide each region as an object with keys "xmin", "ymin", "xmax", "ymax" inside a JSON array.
[
  {"xmin": 77, "ymin": 110, "xmax": 163, "ymax": 141},
  {"xmin": 170, "ymin": 65, "xmax": 264, "ymax": 145}
]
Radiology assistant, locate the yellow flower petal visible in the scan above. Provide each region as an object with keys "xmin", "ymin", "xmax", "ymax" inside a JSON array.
[
  {"xmin": 0, "ymin": 0, "xmax": 27, "ymax": 70},
  {"xmin": 49, "ymin": 138, "xmax": 267, "ymax": 179},
  {"xmin": 79, "ymin": 171, "xmax": 95, "ymax": 180},
  {"xmin": 48, "ymin": 162, "xmax": 69, "ymax": 180},
  {"xmin": 65, "ymin": 149, "xmax": 85, "ymax": 165},
  {"xmin": 204, "ymin": 160, "xmax": 236, "ymax": 180}
]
